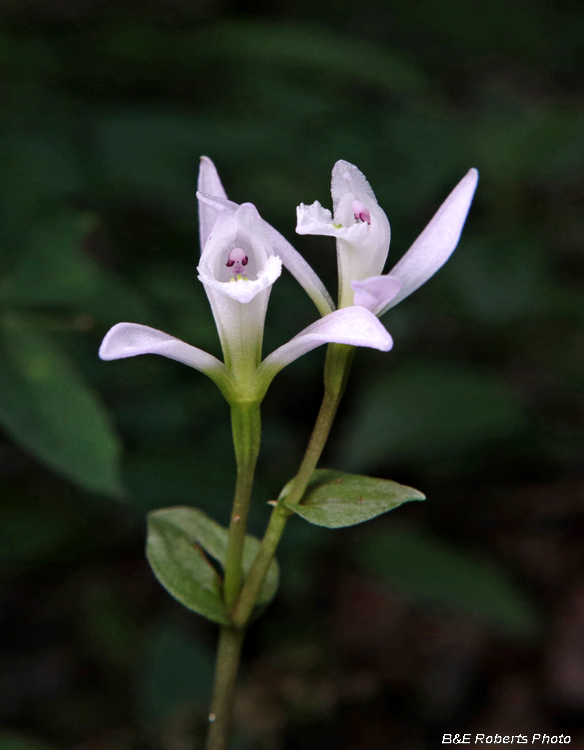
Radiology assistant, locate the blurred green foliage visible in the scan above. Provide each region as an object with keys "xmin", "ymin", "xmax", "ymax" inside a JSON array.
[
  {"xmin": 0, "ymin": 734, "xmax": 56, "ymax": 750},
  {"xmin": 358, "ymin": 528, "xmax": 540, "ymax": 637},
  {"xmin": 0, "ymin": 0, "xmax": 583, "ymax": 746},
  {"xmin": 341, "ymin": 360, "xmax": 527, "ymax": 470},
  {"xmin": 138, "ymin": 619, "xmax": 214, "ymax": 726},
  {"xmin": 0, "ymin": 313, "xmax": 122, "ymax": 496}
]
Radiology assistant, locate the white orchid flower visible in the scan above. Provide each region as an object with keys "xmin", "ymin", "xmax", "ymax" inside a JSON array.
[
  {"xmin": 297, "ymin": 161, "xmax": 391, "ymax": 309},
  {"xmin": 296, "ymin": 160, "xmax": 478, "ymax": 315},
  {"xmin": 196, "ymin": 201, "xmax": 282, "ymax": 383},
  {"xmin": 197, "ymin": 156, "xmax": 335, "ymax": 318},
  {"xmin": 99, "ymin": 162, "xmax": 392, "ymax": 405}
]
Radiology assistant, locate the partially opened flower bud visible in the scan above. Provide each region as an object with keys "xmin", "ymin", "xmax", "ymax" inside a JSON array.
[
  {"xmin": 296, "ymin": 160, "xmax": 390, "ymax": 307},
  {"xmin": 297, "ymin": 160, "xmax": 478, "ymax": 318}
]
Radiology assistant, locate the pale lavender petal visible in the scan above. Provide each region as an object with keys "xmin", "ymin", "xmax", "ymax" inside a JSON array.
[
  {"xmin": 197, "ymin": 157, "xmax": 229, "ymax": 249},
  {"xmin": 198, "ymin": 191, "xmax": 335, "ymax": 316},
  {"xmin": 296, "ymin": 201, "xmax": 369, "ymax": 244},
  {"xmin": 198, "ymin": 156, "xmax": 227, "ymax": 200},
  {"xmin": 382, "ymin": 169, "xmax": 478, "ymax": 314},
  {"xmin": 351, "ymin": 275, "xmax": 402, "ymax": 313},
  {"xmin": 331, "ymin": 160, "xmax": 377, "ymax": 213},
  {"xmin": 99, "ymin": 322, "xmax": 226, "ymax": 374},
  {"xmin": 196, "ymin": 191, "xmax": 238, "ymax": 214},
  {"xmin": 259, "ymin": 307, "xmax": 392, "ymax": 380},
  {"xmin": 296, "ymin": 201, "xmax": 335, "ymax": 235}
]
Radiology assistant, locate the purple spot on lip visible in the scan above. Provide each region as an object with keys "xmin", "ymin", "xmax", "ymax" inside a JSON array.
[
  {"xmin": 226, "ymin": 247, "xmax": 249, "ymax": 276},
  {"xmin": 351, "ymin": 199, "xmax": 371, "ymax": 225}
]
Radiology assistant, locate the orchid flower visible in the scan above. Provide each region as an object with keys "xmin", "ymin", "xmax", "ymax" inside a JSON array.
[
  {"xmin": 99, "ymin": 161, "xmax": 392, "ymax": 405},
  {"xmin": 296, "ymin": 160, "xmax": 478, "ymax": 316},
  {"xmin": 197, "ymin": 157, "xmax": 335, "ymax": 318}
]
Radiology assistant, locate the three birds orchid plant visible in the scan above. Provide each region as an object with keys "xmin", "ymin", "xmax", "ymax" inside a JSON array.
[{"xmin": 99, "ymin": 156, "xmax": 478, "ymax": 750}]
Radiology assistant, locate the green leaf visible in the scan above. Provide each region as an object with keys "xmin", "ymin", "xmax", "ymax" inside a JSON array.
[
  {"xmin": 155, "ymin": 507, "xmax": 280, "ymax": 609},
  {"xmin": 0, "ymin": 314, "xmax": 123, "ymax": 497},
  {"xmin": 282, "ymin": 469, "xmax": 424, "ymax": 528},
  {"xmin": 359, "ymin": 529, "xmax": 540, "ymax": 637},
  {"xmin": 146, "ymin": 507, "xmax": 279, "ymax": 624},
  {"xmin": 147, "ymin": 509, "xmax": 227, "ymax": 624}
]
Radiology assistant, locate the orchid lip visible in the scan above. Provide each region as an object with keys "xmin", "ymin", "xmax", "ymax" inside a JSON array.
[
  {"xmin": 196, "ymin": 187, "xmax": 335, "ymax": 317},
  {"xmin": 197, "ymin": 202, "xmax": 283, "ymax": 305}
]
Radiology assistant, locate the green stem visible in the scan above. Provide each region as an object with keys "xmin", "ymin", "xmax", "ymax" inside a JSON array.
[
  {"xmin": 205, "ymin": 625, "xmax": 245, "ymax": 750},
  {"xmin": 223, "ymin": 401, "xmax": 262, "ymax": 610},
  {"xmin": 283, "ymin": 344, "xmax": 354, "ymax": 507},
  {"xmin": 231, "ymin": 344, "xmax": 355, "ymax": 628},
  {"xmin": 205, "ymin": 401, "xmax": 260, "ymax": 750}
]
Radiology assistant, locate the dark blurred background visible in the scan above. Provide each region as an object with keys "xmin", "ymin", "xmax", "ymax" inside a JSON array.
[{"xmin": 0, "ymin": 0, "xmax": 583, "ymax": 748}]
